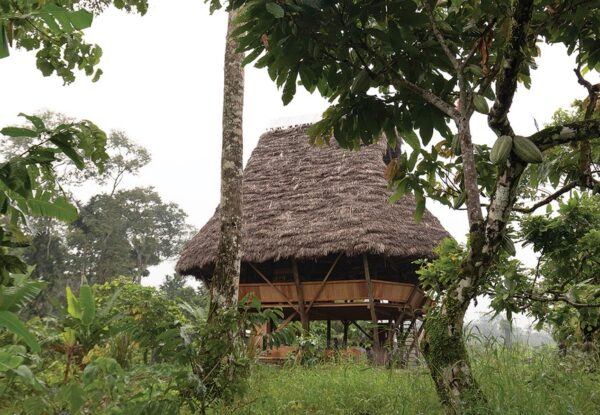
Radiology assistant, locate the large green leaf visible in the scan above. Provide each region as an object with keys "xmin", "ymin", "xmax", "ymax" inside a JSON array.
[
  {"xmin": 69, "ymin": 10, "xmax": 93, "ymax": 30},
  {"xmin": 0, "ymin": 127, "xmax": 38, "ymax": 138},
  {"xmin": 0, "ymin": 278, "xmax": 46, "ymax": 312},
  {"xmin": 266, "ymin": 2, "xmax": 284, "ymax": 18},
  {"xmin": 66, "ymin": 287, "xmax": 82, "ymax": 320},
  {"xmin": 0, "ymin": 310, "xmax": 40, "ymax": 352},
  {"xmin": 26, "ymin": 196, "xmax": 78, "ymax": 222},
  {"xmin": 79, "ymin": 284, "xmax": 96, "ymax": 327}
]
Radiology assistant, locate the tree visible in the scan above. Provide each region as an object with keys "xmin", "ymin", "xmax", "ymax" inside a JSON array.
[
  {"xmin": 0, "ymin": 0, "xmax": 148, "ymax": 83},
  {"xmin": 187, "ymin": 7, "xmax": 247, "ymax": 413},
  {"xmin": 209, "ymin": 9, "xmax": 245, "ymax": 316},
  {"xmin": 507, "ymin": 194, "xmax": 600, "ymax": 358},
  {"xmin": 214, "ymin": 0, "xmax": 600, "ymax": 410},
  {"xmin": 160, "ymin": 273, "xmax": 209, "ymax": 311},
  {"xmin": 68, "ymin": 187, "xmax": 191, "ymax": 284}
]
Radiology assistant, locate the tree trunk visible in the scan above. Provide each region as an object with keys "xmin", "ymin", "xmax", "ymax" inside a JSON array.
[
  {"xmin": 421, "ymin": 295, "xmax": 486, "ymax": 414},
  {"xmin": 208, "ymin": 9, "xmax": 245, "ymax": 318}
]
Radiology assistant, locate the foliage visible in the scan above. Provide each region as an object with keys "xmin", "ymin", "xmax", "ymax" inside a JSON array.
[
  {"xmin": 490, "ymin": 194, "xmax": 600, "ymax": 358},
  {"xmin": 92, "ymin": 277, "xmax": 186, "ymax": 362},
  {"xmin": 160, "ymin": 273, "xmax": 209, "ymax": 311},
  {"xmin": 1, "ymin": 112, "xmax": 151, "ymax": 194},
  {"xmin": 67, "ymin": 187, "xmax": 191, "ymax": 283},
  {"xmin": 0, "ymin": 0, "xmax": 148, "ymax": 83}
]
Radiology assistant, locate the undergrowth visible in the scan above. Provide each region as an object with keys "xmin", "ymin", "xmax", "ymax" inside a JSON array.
[{"xmin": 215, "ymin": 345, "xmax": 600, "ymax": 415}]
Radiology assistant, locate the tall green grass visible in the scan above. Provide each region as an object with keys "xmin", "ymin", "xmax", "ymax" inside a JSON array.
[{"xmin": 215, "ymin": 345, "xmax": 599, "ymax": 415}]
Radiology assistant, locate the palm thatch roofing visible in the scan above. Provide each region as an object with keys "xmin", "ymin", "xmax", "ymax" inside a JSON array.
[{"xmin": 176, "ymin": 125, "xmax": 449, "ymax": 278}]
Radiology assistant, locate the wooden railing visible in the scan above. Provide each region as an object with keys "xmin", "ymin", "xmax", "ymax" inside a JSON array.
[{"xmin": 239, "ymin": 279, "xmax": 424, "ymax": 309}]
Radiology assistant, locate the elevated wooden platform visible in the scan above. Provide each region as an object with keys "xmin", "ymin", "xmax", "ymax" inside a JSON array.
[{"xmin": 239, "ymin": 279, "xmax": 426, "ymax": 321}]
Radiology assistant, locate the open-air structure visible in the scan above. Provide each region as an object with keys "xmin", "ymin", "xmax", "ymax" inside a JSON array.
[{"xmin": 176, "ymin": 125, "xmax": 449, "ymax": 356}]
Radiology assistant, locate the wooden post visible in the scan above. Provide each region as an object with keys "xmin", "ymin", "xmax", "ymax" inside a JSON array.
[
  {"xmin": 362, "ymin": 254, "xmax": 381, "ymax": 362},
  {"xmin": 292, "ymin": 259, "xmax": 309, "ymax": 334},
  {"xmin": 326, "ymin": 319, "xmax": 331, "ymax": 348},
  {"xmin": 342, "ymin": 320, "xmax": 349, "ymax": 347}
]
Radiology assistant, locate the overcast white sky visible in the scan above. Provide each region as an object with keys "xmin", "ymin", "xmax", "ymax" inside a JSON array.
[{"xmin": 1, "ymin": 1, "xmax": 597, "ymax": 323}]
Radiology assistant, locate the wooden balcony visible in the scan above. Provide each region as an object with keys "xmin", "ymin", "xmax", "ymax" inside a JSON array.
[{"xmin": 239, "ymin": 279, "xmax": 426, "ymax": 313}]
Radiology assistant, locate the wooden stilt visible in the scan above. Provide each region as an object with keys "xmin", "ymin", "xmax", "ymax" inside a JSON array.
[
  {"xmin": 292, "ymin": 259, "xmax": 309, "ymax": 334},
  {"xmin": 342, "ymin": 320, "xmax": 349, "ymax": 347},
  {"xmin": 326, "ymin": 319, "xmax": 331, "ymax": 348},
  {"xmin": 362, "ymin": 254, "xmax": 381, "ymax": 360}
]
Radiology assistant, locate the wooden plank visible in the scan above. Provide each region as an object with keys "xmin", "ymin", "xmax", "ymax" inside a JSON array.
[
  {"xmin": 248, "ymin": 263, "xmax": 300, "ymax": 313},
  {"xmin": 305, "ymin": 252, "xmax": 343, "ymax": 313},
  {"xmin": 362, "ymin": 254, "xmax": 380, "ymax": 353},
  {"xmin": 292, "ymin": 259, "xmax": 309, "ymax": 333}
]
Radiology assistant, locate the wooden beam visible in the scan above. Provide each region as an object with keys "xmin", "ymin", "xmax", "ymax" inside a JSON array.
[
  {"xmin": 362, "ymin": 254, "xmax": 381, "ymax": 353},
  {"xmin": 248, "ymin": 263, "xmax": 300, "ymax": 313},
  {"xmin": 305, "ymin": 252, "xmax": 343, "ymax": 313},
  {"xmin": 274, "ymin": 311, "xmax": 298, "ymax": 333},
  {"xmin": 292, "ymin": 259, "xmax": 309, "ymax": 333},
  {"xmin": 350, "ymin": 320, "xmax": 373, "ymax": 341}
]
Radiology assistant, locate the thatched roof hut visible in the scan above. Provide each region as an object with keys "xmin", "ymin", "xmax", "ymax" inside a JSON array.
[{"xmin": 177, "ymin": 124, "xmax": 449, "ymax": 279}]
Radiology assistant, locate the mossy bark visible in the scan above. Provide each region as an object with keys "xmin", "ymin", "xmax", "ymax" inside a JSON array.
[{"xmin": 421, "ymin": 299, "xmax": 486, "ymax": 414}]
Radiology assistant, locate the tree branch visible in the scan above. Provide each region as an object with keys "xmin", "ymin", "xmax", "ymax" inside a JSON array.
[
  {"xmin": 512, "ymin": 181, "xmax": 578, "ymax": 213},
  {"xmin": 487, "ymin": 0, "xmax": 535, "ymax": 136},
  {"xmin": 527, "ymin": 118, "xmax": 600, "ymax": 151},
  {"xmin": 423, "ymin": 0, "xmax": 459, "ymax": 71}
]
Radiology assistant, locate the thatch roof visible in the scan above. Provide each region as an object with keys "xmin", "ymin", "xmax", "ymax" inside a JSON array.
[{"xmin": 177, "ymin": 125, "xmax": 449, "ymax": 278}]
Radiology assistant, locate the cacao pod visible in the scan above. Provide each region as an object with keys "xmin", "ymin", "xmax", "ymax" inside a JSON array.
[
  {"xmin": 500, "ymin": 233, "xmax": 516, "ymax": 256},
  {"xmin": 490, "ymin": 135, "xmax": 513, "ymax": 165},
  {"xmin": 513, "ymin": 135, "xmax": 543, "ymax": 164}
]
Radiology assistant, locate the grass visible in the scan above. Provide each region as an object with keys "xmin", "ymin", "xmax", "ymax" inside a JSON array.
[{"xmin": 215, "ymin": 346, "xmax": 600, "ymax": 415}]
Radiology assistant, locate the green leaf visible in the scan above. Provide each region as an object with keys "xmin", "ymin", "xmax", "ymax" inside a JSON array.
[
  {"xmin": 25, "ymin": 196, "xmax": 78, "ymax": 222},
  {"xmin": 58, "ymin": 383, "xmax": 86, "ymax": 413},
  {"xmin": 266, "ymin": 2, "xmax": 285, "ymax": 18},
  {"xmin": 402, "ymin": 130, "xmax": 421, "ymax": 150},
  {"xmin": 0, "ymin": 349, "xmax": 24, "ymax": 372},
  {"xmin": 68, "ymin": 10, "xmax": 94, "ymax": 30},
  {"xmin": 0, "ymin": 24, "xmax": 9, "ymax": 59},
  {"xmin": 11, "ymin": 365, "xmax": 45, "ymax": 392},
  {"xmin": 79, "ymin": 284, "xmax": 96, "ymax": 327},
  {"xmin": 18, "ymin": 113, "xmax": 46, "ymax": 132},
  {"xmin": 0, "ymin": 127, "xmax": 38, "ymax": 138},
  {"xmin": 0, "ymin": 311, "xmax": 40, "ymax": 352},
  {"xmin": 0, "ymin": 279, "xmax": 46, "ymax": 312},
  {"xmin": 40, "ymin": 3, "xmax": 74, "ymax": 33},
  {"xmin": 66, "ymin": 287, "xmax": 82, "ymax": 320},
  {"xmin": 52, "ymin": 140, "xmax": 85, "ymax": 169}
]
